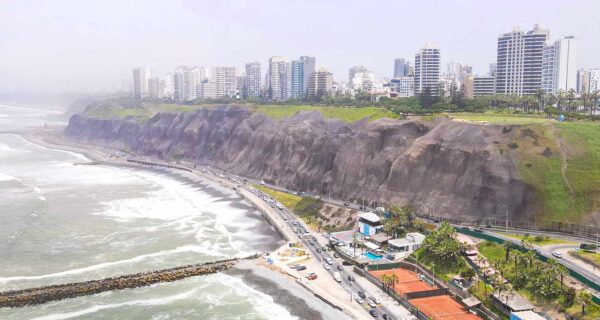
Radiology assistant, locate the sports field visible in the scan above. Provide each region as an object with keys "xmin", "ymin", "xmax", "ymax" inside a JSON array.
[
  {"xmin": 409, "ymin": 296, "xmax": 481, "ymax": 320},
  {"xmin": 369, "ymin": 268, "xmax": 434, "ymax": 295}
]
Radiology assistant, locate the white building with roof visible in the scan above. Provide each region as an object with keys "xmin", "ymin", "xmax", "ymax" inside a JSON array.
[
  {"xmin": 387, "ymin": 232, "xmax": 425, "ymax": 253},
  {"xmin": 357, "ymin": 212, "xmax": 382, "ymax": 236}
]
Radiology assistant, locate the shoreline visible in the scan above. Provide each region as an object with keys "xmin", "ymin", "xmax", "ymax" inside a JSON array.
[{"xmin": 13, "ymin": 127, "xmax": 365, "ymax": 319}]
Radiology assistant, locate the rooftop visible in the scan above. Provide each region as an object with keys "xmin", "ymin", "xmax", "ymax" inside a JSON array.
[
  {"xmin": 511, "ymin": 311, "xmax": 546, "ymax": 320},
  {"xmin": 358, "ymin": 211, "xmax": 381, "ymax": 223},
  {"xmin": 493, "ymin": 292, "xmax": 534, "ymax": 312}
]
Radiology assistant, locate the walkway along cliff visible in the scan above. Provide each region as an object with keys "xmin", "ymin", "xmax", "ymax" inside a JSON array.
[
  {"xmin": 0, "ymin": 255, "xmax": 259, "ymax": 308},
  {"xmin": 65, "ymin": 105, "xmax": 533, "ymax": 223}
]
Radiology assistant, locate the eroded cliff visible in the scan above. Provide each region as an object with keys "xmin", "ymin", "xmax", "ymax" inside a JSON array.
[{"xmin": 65, "ymin": 106, "xmax": 532, "ymax": 222}]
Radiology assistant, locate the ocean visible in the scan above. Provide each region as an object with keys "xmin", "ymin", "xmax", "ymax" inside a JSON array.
[{"xmin": 0, "ymin": 104, "xmax": 348, "ymax": 320}]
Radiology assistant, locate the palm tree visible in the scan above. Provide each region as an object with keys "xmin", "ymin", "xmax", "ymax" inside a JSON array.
[
  {"xmin": 535, "ymin": 89, "xmax": 545, "ymax": 112},
  {"xmin": 390, "ymin": 273, "xmax": 398, "ymax": 291},
  {"xmin": 503, "ymin": 242, "xmax": 511, "ymax": 261},
  {"xmin": 381, "ymin": 274, "xmax": 390, "ymax": 291},
  {"xmin": 525, "ymin": 250, "xmax": 537, "ymax": 269},
  {"xmin": 556, "ymin": 264, "xmax": 568, "ymax": 288},
  {"xmin": 575, "ymin": 290, "xmax": 592, "ymax": 316}
]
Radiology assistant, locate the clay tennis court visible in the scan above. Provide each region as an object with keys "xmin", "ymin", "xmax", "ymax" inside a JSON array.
[
  {"xmin": 369, "ymin": 268, "xmax": 434, "ymax": 295},
  {"xmin": 409, "ymin": 295, "xmax": 481, "ymax": 320}
]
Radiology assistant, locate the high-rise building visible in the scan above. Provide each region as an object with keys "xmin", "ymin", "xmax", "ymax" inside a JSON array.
[
  {"xmin": 236, "ymin": 75, "xmax": 247, "ymax": 98},
  {"xmin": 148, "ymin": 77, "xmax": 161, "ymax": 99},
  {"xmin": 212, "ymin": 67, "xmax": 237, "ymax": 98},
  {"xmin": 389, "ymin": 77, "xmax": 414, "ymax": 97},
  {"xmin": 162, "ymin": 74, "xmax": 174, "ymax": 99},
  {"xmin": 577, "ymin": 69, "xmax": 590, "ymax": 94},
  {"xmin": 307, "ymin": 69, "xmax": 333, "ymax": 99},
  {"xmin": 414, "ymin": 43, "xmax": 441, "ymax": 95},
  {"xmin": 461, "ymin": 74, "xmax": 475, "ymax": 99},
  {"xmin": 474, "ymin": 76, "xmax": 496, "ymax": 96},
  {"xmin": 349, "ymin": 66, "xmax": 368, "ymax": 87},
  {"xmin": 245, "ymin": 62, "xmax": 261, "ymax": 99},
  {"xmin": 489, "ymin": 63, "xmax": 497, "ymax": 77},
  {"xmin": 590, "ymin": 69, "xmax": 600, "ymax": 94},
  {"xmin": 394, "ymin": 58, "xmax": 410, "ymax": 78},
  {"xmin": 495, "ymin": 25, "xmax": 548, "ymax": 96},
  {"xmin": 542, "ymin": 36, "xmax": 577, "ymax": 95},
  {"xmin": 172, "ymin": 66, "xmax": 206, "ymax": 101},
  {"xmin": 268, "ymin": 56, "xmax": 288, "ymax": 101},
  {"xmin": 290, "ymin": 56, "xmax": 316, "ymax": 100},
  {"xmin": 132, "ymin": 67, "xmax": 151, "ymax": 99}
]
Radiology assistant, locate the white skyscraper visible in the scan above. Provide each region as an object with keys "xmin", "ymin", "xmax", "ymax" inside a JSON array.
[
  {"xmin": 414, "ymin": 43, "xmax": 441, "ymax": 95},
  {"xmin": 542, "ymin": 36, "xmax": 577, "ymax": 94},
  {"xmin": 268, "ymin": 56, "xmax": 287, "ymax": 101},
  {"xmin": 132, "ymin": 67, "xmax": 151, "ymax": 99},
  {"xmin": 245, "ymin": 62, "xmax": 261, "ymax": 98},
  {"xmin": 590, "ymin": 69, "xmax": 600, "ymax": 94},
  {"xmin": 212, "ymin": 67, "xmax": 237, "ymax": 98},
  {"xmin": 495, "ymin": 25, "xmax": 548, "ymax": 96}
]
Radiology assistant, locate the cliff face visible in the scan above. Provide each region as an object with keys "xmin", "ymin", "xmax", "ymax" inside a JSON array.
[{"xmin": 66, "ymin": 106, "xmax": 532, "ymax": 222}]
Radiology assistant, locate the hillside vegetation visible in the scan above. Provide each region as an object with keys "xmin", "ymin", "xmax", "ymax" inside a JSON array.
[
  {"xmin": 82, "ymin": 103, "xmax": 398, "ymax": 123},
  {"xmin": 514, "ymin": 121, "xmax": 600, "ymax": 222}
]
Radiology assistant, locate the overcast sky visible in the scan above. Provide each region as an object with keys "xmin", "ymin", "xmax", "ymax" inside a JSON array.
[{"xmin": 1, "ymin": 0, "xmax": 599, "ymax": 93}]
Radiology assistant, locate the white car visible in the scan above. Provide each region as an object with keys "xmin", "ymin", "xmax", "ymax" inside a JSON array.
[
  {"xmin": 355, "ymin": 297, "xmax": 364, "ymax": 304},
  {"xmin": 326, "ymin": 258, "xmax": 334, "ymax": 265},
  {"xmin": 552, "ymin": 251, "xmax": 562, "ymax": 258},
  {"xmin": 368, "ymin": 299, "xmax": 377, "ymax": 308},
  {"xmin": 322, "ymin": 263, "xmax": 331, "ymax": 270}
]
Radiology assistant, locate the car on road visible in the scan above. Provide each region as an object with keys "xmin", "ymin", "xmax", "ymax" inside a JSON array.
[
  {"xmin": 333, "ymin": 271, "xmax": 342, "ymax": 282},
  {"xmin": 382, "ymin": 314, "xmax": 391, "ymax": 320},
  {"xmin": 333, "ymin": 253, "xmax": 340, "ymax": 258},
  {"xmin": 343, "ymin": 202, "xmax": 350, "ymax": 206},
  {"xmin": 474, "ymin": 228, "xmax": 483, "ymax": 232},
  {"xmin": 296, "ymin": 265, "xmax": 307, "ymax": 271},
  {"xmin": 372, "ymin": 297, "xmax": 380, "ymax": 305},
  {"xmin": 369, "ymin": 309, "xmax": 379, "ymax": 318},
  {"xmin": 368, "ymin": 299, "xmax": 377, "ymax": 308},
  {"xmin": 321, "ymin": 246, "xmax": 327, "ymax": 252},
  {"xmin": 306, "ymin": 273, "xmax": 317, "ymax": 280},
  {"xmin": 316, "ymin": 248, "xmax": 321, "ymax": 253},
  {"xmin": 322, "ymin": 263, "xmax": 331, "ymax": 270},
  {"xmin": 342, "ymin": 261, "xmax": 353, "ymax": 266},
  {"xmin": 355, "ymin": 297, "xmax": 364, "ymax": 304},
  {"xmin": 283, "ymin": 216, "xmax": 288, "ymax": 221},
  {"xmin": 292, "ymin": 227, "xmax": 298, "ymax": 233},
  {"xmin": 347, "ymin": 275, "xmax": 355, "ymax": 282},
  {"xmin": 309, "ymin": 240, "xmax": 315, "ymax": 246},
  {"xmin": 357, "ymin": 291, "xmax": 366, "ymax": 299},
  {"xmin": 290, "ymin": 264, "xmax": 300, "ymax": 269},
  {"xmin": 552, "ymin": 251, "xmax": 563, "ymax": 258},
  {"xmin": 336, "ymin": 265, "xmax": 344, "ymax": 271}
]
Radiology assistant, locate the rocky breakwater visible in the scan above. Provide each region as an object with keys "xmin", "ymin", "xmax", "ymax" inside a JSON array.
[
  {"xmin": 0, "ymin": 255, "xmax": 260, "ymax": 308},
  {"xmin": 66, "ymin": 105, "xmax": 533, "ymax": 222}
]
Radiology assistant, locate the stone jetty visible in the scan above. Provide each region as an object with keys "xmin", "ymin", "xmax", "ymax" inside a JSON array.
[{"xmin": 0, "ymin": 254, "xmax": 260, "ymax": 308}]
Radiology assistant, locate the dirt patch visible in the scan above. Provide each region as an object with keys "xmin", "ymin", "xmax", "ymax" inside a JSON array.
[{"xmin": 318, "ymin": 203, "xmax": 357, "ymax": 232}]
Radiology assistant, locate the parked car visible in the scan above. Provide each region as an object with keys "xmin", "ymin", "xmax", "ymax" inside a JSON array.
[
  {"xmin": 333, "ymin": 253, "xmax": 340, "ymax": 258},
  {"xmin": 357, "ymin": 291, "xmax": 366, "ymax": 299},
  {"xmin": 382, "ymin": 314, "xmax": 393, "ymax": 320},
  {"xmin": 369, "ymin": 309, "xmax": 379, "ymax": 318},
  {"xmin": 322, "ymin": 263, "xmax": 331, "ymax": 270},
  {"xmin": 326, "ymin": 258, "xmax": 334, "ymax": 265},
  {"xmin": 316, "ymin": 248, "xmax": 321, "ymax": 253},
  {"xmin": 372, "ymin": 297, "xmax": 380, "ymax": 305},
  {"xmin": 321, "ymin": 246, "xmax": 327, "ymax": 252},
  {"xmin": 347, "ymin": 275, "xmax": 355, "ymax": 282},
  {"xmin": 296, "ymin": 265, "xmax": 307, "ymax": 271},
  {"xmin": 309, "ymin": 240, "xmax": 314, "ymax": 246},
  {"xmin": 337, "ymin": 265, "xmax": 344, "ymax": 271},
  {"xmin": 342, "ymin": 261, "xmax": 353, "ymax": 266},
  {"xmin": 289, "ymin": 264, "xmax": 300, "ymax": 269},
  {"xmin": 355, "ymin": 297, "xmax": 364, "ymax": 304},
  {"xmin": 306, "ymin": 273, "xmax": 317, "ymax": 280}
]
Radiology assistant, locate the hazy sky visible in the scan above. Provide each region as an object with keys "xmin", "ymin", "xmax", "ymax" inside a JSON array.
[{"xmin": 1, "ymin": 0, "xmax": 599, "ymax": 93}]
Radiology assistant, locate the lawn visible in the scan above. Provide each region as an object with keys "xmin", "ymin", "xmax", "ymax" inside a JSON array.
[
  {"xmin": 477, "ymin": 241, "xmax": 506, "ymax": 261},
  {"xmin": 83, "ymin": 108, "xmax": 155, "ymax": 123},
  {"xmin": 255, "ymin": 185, "xmax": 303, "ymax": 209},
  {"xmin": 571, "ymin": 250, "xmax": 600, "ymax": 268},
  {"xmin": 251, "ymin": 105, "xmax": 399, "ymax": 123},
  {"xmin": 497, "ymin": 232, "xmax": 575, "ymax": 246},
  {"xmin": 450, "ymin": 112, "xmax": 555, "ymax": 124}
]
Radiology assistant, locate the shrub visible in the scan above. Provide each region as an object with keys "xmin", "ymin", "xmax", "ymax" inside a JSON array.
[{"xmin": 507, "ymin": 142, "xmax": 519, "ymax": 149}]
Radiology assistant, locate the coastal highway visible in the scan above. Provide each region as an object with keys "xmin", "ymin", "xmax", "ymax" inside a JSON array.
[{"xmin": 246, "ymin": 185, "xmax": 401, "ymax": 319}]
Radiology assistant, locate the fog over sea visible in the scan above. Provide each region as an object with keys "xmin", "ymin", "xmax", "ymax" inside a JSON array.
[{"xmin": 0, "ymin": 104, "xmax": 347, "ymax": 320}]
